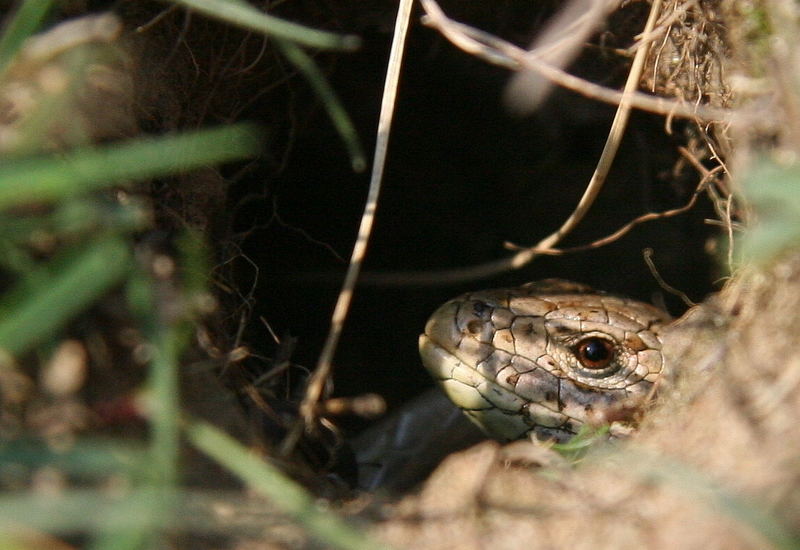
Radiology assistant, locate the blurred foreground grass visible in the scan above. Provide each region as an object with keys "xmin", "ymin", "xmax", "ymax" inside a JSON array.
[{"xmin": 0, "ymin": 2, "xmax": 378, "ymax": 549}]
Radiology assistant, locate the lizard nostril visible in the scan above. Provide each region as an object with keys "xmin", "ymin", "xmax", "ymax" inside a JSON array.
[
  {"xmin": 472, "ymin": 300, "xmax": 490, "ymax": 317},
  {"xmin": 466, "ymin": 320, "xmax": 483, "ymax": 334}
]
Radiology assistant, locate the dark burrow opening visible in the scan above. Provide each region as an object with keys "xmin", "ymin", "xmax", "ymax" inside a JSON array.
[{"xmin": 124, "ymin": 0, "xmax": 721, "ymax": 489}]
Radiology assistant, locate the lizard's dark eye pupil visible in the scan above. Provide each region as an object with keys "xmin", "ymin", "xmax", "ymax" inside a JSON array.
[{"xmin": 576, "ymin": 337, "xmax": 615, "ymax": 369}]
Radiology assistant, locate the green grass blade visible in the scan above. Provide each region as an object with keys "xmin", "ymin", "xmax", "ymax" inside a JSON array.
[
  {"xmin": 0, "ymin": 124, "xmax": 262, "ymax": 209},
  {"xmin": 146, "ymin": 328, "xmax": 182, "ymax": 490},
  {"xmin": 166, "ymin": 1, "xmax": 365, "ymax": 171},
  {"xmin": 739, "ymin": 158, "xmax": 800, "ymax": 264},
  {"xmin": 169, "ymin": 0, "xmax": 360, "ymax": 51},
  {"xmin": 0, "ymin": 0, "xmax": 55, "ymax": 75},
  {"xmin": 0, "ymin": 439, "xmax": 145, "ymax": 477},
  {"xmin": 90, "ymin": 530, "xmax": 152, "ymax": 550},
  {"xmin": 668, "ymin": 465, "xmax": 799, "ymax": 549},
  {"xmin": 140, "ymin": 287, "xmax": 184, "ymax": 491},
  {"xmin": 611, "ymin": 449, "xmax": 800, "ymax": 550},
  {"xmin": 0, "ymin": 489, "xmax": 165, "ymax": 533},
  {"xmin": 185, "ymin": 420, "xmax": 389, "ymax": 550},
  {"xmin": 277, "ymin": 39, "xmax": 366, "ymax": 172},
  {"xmin": 0, "ymin": 235, "xmax": 131, "ymax": 357}
]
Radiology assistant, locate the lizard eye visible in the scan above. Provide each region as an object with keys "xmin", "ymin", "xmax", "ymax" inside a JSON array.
[{"xmin": 575, "ymin": 337, "xmax": 615, "ymax": 369}]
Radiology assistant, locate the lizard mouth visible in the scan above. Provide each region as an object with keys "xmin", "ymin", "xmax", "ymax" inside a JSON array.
[{"xmin": 419, "ymin": 333, "xmax": 577, "ymax": 442}]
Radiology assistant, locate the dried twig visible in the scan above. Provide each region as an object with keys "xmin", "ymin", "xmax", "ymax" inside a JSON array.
[
  {"xmin": 420, "ymin": 0, "xmax": 733, "ymax": 123},
  {"xmin": 643, "ymin": 248, "xmax": 696, "ymax": 307},
  {"xmin": 678, "ymin": 144, "xmax": 736, "ymax": 267},
  {"xmin": 502, "ymin": 0, "xmax": 667, "ymax": 263},
  {"xmin": 506, "ymin": 172, "xmax": 714, "ymax": 256},
  {"xmin": 505, "ymin": 0, "xmax": 615, "ymax": 113},
  {"xmin": 281, "ymin": 0, "xmax": 415, "ymax": 453},
  {"xmin": 353, "ymin": 0, "xmax": 683, "ymax": 286}
]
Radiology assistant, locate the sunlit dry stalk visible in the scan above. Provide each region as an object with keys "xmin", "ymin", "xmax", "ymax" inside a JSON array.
[
  {"xmin": 420, "ymin": 0, "xmax": 733, "ymax": 123},
  {"xmin": 282, "ymin": 0, "xmax": 415, "ymax": 454},
  {"xmin": 505, "ymin": 0, "xmax": 617, "ymax": 113},
  {"xmin": 501, "ymin": 0, "xmax": 667, "ymax": 265}
]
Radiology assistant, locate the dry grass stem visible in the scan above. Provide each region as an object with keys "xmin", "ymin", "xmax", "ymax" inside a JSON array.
[
  {"xmin": 505, "ymin": 172, "xmax": 711, "ymax": 257},
  {"xmin": 420, "ymin": 0, "xmax": 734, "ymax": 124},
  {"xmin": 503, "ymin": 0, "xmax": 665, "ymax": 262},
  {"xmin": 355, "ymin": 0, "xmax": 697, "ymax": 286},
  {"xmin": 643, "ymin": 247, "xmax": 696, "ymax": 306},
  {"xmin": 504, "ymin": 0, "xmax": 616, "ymax": 113},
  {"xmin": 284, "ymin": 0, "xmax": 415, "ymax": 455}
]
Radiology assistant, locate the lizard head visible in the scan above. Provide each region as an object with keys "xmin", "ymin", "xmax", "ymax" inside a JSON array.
[{"xmin": 419, "ymin": 279, "xmax": 671, "ymax": 442}]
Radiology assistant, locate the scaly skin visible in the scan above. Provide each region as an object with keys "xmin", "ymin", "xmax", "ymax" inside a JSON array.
[{"xmin": 419, "ymin": 279, "xmax": 672, "ymax": 442}]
